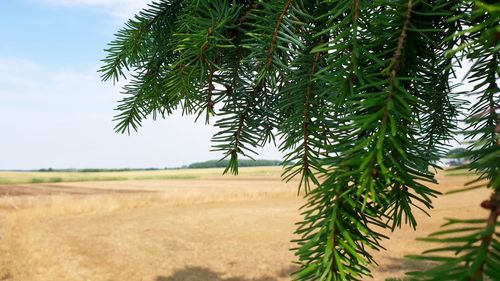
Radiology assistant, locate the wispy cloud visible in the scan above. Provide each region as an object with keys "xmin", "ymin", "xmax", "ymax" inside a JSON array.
[
  {"xmin": 0, "ymin": 57, "xmax": 113, "ymax": 114},
  {"xmin": 36, "ymin": 0, "xmax": 151, "ymax": 19},
  {"xmin": 1, "ymin": 3, "xmax": 282, "ymax": 170},
  {"xmin": 0, "ymin": 57, "xmax": 232, "ymax": 170}
]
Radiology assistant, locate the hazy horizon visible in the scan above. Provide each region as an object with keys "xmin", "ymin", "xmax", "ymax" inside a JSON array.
[{"xmin": 0, "ymin": 157, "xmax": 284, "ymax": 171}]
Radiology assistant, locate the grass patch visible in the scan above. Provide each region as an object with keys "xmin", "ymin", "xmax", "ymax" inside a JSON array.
[
  {"xmin": 31, "ymin": 178, "xmax": 45, "ymax": 183},
  {"xmin": 0, "ymin": 166, "xmax": 282, "ymax": 185},
  {"xmin": 2, "ymin": 172, "xmax": 201, "ymax": 185},
  {"xmin": 31, "ymin": 177, "xmax": 63, "ymax": 183},
  {"xmin": 81, "ymin": 177, "xmax": 128, "ymax": 182}
]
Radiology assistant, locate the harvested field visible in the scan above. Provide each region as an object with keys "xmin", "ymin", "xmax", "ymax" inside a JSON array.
[
  {"xmin": 0, "ymin": 184, "xmax": 150, "ymax": 196},
  {"xmin": 0, "ymin": 167, "xmax": 490, "ymax": 281}
]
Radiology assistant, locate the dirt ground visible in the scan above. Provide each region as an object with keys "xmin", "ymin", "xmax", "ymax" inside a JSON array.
[{"xmin": 0, "ymin": 168, "xmax": 491, "ymax": 281}]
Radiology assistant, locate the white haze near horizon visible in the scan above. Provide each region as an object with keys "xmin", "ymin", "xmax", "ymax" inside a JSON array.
[{"xmin": 0, "ymin": 1, "xmax": 470, "ymax": 170}]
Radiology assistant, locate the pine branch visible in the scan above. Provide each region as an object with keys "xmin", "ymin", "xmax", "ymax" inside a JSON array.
[
  {"xmin": 267, "ymin": 0, "xmax": 294, "ymax": 67},
  {"xmin": 407, "ymin": 192, "xmax": 500, "ymax": 281},
  {"xmin": 100, "ymin": 0, "xmax": 183, "ymax": 83},
  {"xmin": 407, "ymin": 3, "xmax": 499, "ymax": 280},
  {"xmin": 299, "ymin": 52, "xmax": 322, "ymax": 192},
  {"xmin": 170, "ymin": 0, "xmax": 241, "ymax": 118},
  {"xmin": 279, "ymin": 33, "xmax": 328, "ymax": 194},
  {"xmin": 473, "ymin": 192, "xmax": 500, "ymax": 279},
  {"xmin": 459, "ymin": 0, "xmax": 499, "ymax": 191},
  {"xmin": 101, "ymin": 1, "xmax": 493, "ymax": 280},
  {"xmin": 211, "ymin": 70, "xmax": 265, "ymax": 175},
  {"xmin": 242, "ymin": 0, "xmax": 303, "ymax": 83}
]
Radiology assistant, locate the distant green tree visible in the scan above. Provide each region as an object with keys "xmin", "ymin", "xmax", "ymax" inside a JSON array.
[
  {"xmin": 102, "ymin": 1, "xmax": 499, "ymax": 280},
  {"xmin": 447, "ymin": 147, "xmax": 468, "ymax": 158},
  {"xmin": 446, "ymin": 147, "xmax": 469, "ymax": 166}
]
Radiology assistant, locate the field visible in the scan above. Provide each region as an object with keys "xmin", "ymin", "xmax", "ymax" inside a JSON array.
[
  {"xmin": 0, "ymin": 167, "xmax": 490, "ymax": 281},
  {"xmin": 0, "ymin": 169, "xmax": 211, "ymax": 185}
]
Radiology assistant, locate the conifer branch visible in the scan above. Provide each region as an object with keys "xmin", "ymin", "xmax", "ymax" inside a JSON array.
[
  {"xmin": 299, "ymin": 52, "xmax": 322, "ymax": 193},
  {"xmin": 267, "ymin": 0, "xmax": 294, "ymax": 67},
  {"xmin": 474, "ymin": 192, "xmax": 500, "ymax": 279},
  {"xmin": 103, "ymin": 1, "xmax": 498, "ymax": 279},
  {"xmin": 388, "ymin": 0, "xmax": 413, "ymax": 79}
]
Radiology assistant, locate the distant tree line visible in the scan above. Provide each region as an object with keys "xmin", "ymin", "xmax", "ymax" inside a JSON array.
[
  {"xmin": 37, "ymin": 168, "xmax": 161, "ymax": 173},
  {"xmin": 33, "ymin": 160, "xmax": 281, "ymax": 172},
  {"xmin": 187, "ymin": 159, "xmax": 281, "ymax": 169}
]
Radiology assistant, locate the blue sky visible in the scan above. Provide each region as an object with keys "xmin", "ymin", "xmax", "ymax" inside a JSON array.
[{"xmin": 0, "ymin": 0, "xmax": 281, "ymax": 170}]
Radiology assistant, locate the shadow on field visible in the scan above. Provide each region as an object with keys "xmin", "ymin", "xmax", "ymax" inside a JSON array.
[
  {"xmin": 156, "ymin": 265, "xmax": 299, "ymax": 281},
  {"xmin": 378, "ymin": 257, "xmax": 435, "ymax": 275}
]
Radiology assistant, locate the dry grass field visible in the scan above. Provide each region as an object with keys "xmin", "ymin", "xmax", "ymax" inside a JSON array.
[
  {"xmin": 0, "ymin": 168, "xmax": 220, "ymax": 185},
  {"xmin": 0, "ymin": 167, "xmax": 490, "ymax": 281}
]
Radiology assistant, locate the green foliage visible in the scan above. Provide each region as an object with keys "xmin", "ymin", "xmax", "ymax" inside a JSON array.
[
  {"xmin": 458, "ymin": 0, "xmax": 500, "ymax": 192},
  {"xmin": 403, "ymin": 2, "xmax": 500, "ymax": 280},
  {"xmin": 30, "ymin": 177, "xmax": 63, "ymax": 183},
  {"xmin": 102, "ymin": 0, "xmax": 499, "ymax": 280},
  {"xmin": 446, "ymin": 147, "xmax": 468, "ymax": 158},
  {"xmin": 30, "ymin": 177, "xmax": 45, "ymax": 184},
  {"xmin": 407, "ymin": 217, "xmax": 500, "ymax": 281}
]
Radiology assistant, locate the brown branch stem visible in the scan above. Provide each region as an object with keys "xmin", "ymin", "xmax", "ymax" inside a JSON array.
[
  {"xmin": 267, "ymin": 0, "xmax": 293, "ymax": 67},
  {"xmin": 473, "ymin": 192, "xmax": 500, "ymax": 280},
  {"xmin": 383, "ymin": 0, "xmax": 413, "ymax": 124}
]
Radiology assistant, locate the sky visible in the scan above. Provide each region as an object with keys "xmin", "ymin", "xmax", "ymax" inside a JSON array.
[{"xmin": 0, "ymin": 0, "xmax": 282, "ymax": 170}]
